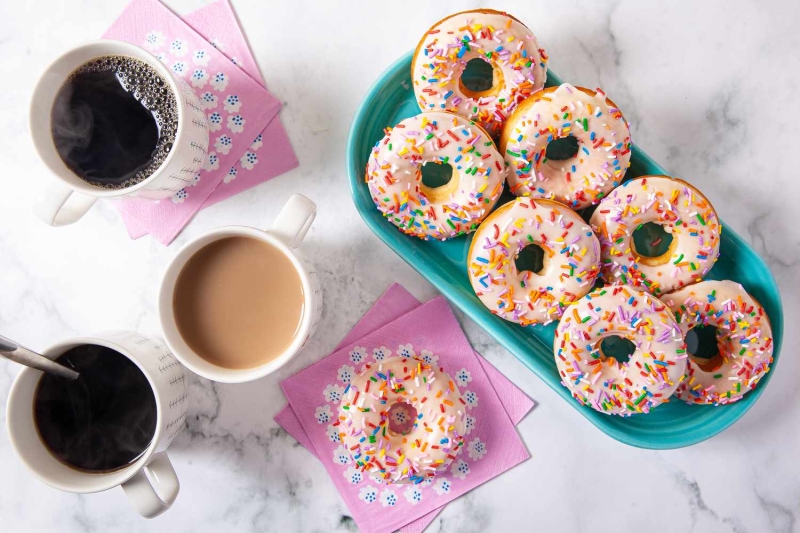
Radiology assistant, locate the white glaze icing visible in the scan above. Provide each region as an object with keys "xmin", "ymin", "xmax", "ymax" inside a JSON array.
[
  {"xmin": 365, "ymin": 111, "xmax": 505, "ymax": 240},
  {"xmin": 662, "ymin": 280, "xmax": 774, "ymax": 405},
  {"xmin": 554, "ymin": 284, "xmax": 688, "ymax": 416},
  {"xmin": 589, "ymin": 176, "xmax": 722, "ymax": 296},
  {"xmin": 501, "ymin": 83, "xmax": 632, "ymax": 209},
  {"xmin": 467, "ymin": 197, "xmax": 600, "ymax": 325},
  {"xmin": 338, "ymin": 353, "xmax": 467, "ymax": 484},
  {"xmin": 412, "ymin": 10, "xmax": 547, "ymax": 137}
]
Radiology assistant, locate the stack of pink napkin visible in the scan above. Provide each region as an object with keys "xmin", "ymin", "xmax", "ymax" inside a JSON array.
[
  {"xmin": 103, "ymin": 0, "xmax": 298, "ymax": 244},
  {"xmin": 276, "ymin": 284, "xmax": 533, "ymax": 533}
]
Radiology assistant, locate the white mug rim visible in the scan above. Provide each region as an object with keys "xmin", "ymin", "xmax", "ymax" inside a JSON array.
[
  {"xmin": 6, "ymin": 335, "xmax": 165, "ymax": 494},
  {"xmin": 29, "ymin": 39, "xmax": 186, "ymax": 198},
  {"xmin": 158, "ymin": 226, "xmax": 314, "ymax": 383}
]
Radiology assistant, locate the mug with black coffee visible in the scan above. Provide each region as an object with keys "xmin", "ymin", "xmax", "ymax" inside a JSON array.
[
  {"xmin": 6, "ymin": 331, "xmax": 188, "ymax": 518},
  {"xmin": 30, "ymin": 40, "xmax": 209, "ymax": 226}
]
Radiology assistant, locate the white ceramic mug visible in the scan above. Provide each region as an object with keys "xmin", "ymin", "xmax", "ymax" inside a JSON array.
[
  {"xmin": 6, "ymin": 331, "xmax": 188, "ymax": 518},
  {"xmin": 30, "ymin": 40, "xmax": 210, "ymax": 226},
  {"xmin": 159, "ymin": 194, "xmax": 323, "ymax": 383}
]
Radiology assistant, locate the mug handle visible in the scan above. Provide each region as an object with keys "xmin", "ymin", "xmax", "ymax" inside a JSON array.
[
  {"xmin": 33, "ymin": 181, "xmax": 97, "ymax": 227},
  {"xmin": 121, "ymin": 452, "xmax": 180, "ymax": 519},
  {"xmin": 268, "ymin": 194, "xmax": 316, "ymax": 249}
]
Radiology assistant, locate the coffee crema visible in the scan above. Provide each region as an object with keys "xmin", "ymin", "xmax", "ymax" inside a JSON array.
[
  {"xmin": 50, "ymin": 55, "xmax": 178, "ymax": 189},
  {"xmin": 33, "ymin": 344, "xmax": 157, "ymax": 473},
  {"xmin": 173, "ymin": 236, "xmax": 305, "ymax": 369}
]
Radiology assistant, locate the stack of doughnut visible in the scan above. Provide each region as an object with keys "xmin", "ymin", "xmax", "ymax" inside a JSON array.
[{"xmin": 365, "ymin": 9, "xmax": 774, "ymax": 421}]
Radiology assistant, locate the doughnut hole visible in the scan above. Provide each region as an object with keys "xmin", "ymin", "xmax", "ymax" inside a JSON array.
[
  {"xmin": 418, "ymin": 161, "xmax": 459, "ymax": 203},
  {"xmin": 545, "ymin": 135, "xmax": 580, "ymax": 161},
  {"xmin": 458, "ymin": 57, "xmax": 503, "ymax": 99},
  {"xmin": 686, "ymin": 325, "xmax": 724, "ymax": 372},
  {"xmin": 515, "ymin": 243, "xmax": 547, "ymax": 276},
  {"xmin": 599, "ymin": 335, "xmax": 636, "ymax": 365},
  {"xmin": 387, "ymin": 402, "xmax": 418, "ymax": 436},
  {"xmin": 631, "ymin": 221, "xmax": 678, "ymax": 267}
]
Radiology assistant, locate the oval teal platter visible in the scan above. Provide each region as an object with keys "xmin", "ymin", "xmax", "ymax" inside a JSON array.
[{"xmin": 346, "ymin": 51, "xmax": 784, "ymax": 449}]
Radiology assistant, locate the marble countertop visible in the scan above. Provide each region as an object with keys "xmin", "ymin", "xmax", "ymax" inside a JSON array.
[{"xmin": 2, "ymin": 0, "xmax": 799, "ymax": 531}]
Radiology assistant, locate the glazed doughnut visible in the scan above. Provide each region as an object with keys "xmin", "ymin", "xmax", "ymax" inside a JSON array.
[
  {"xmin": 500, "ymin": 83, "xmax": 632, "ymax": 208},
  {"xmin": 365, "ymin": 111, "xmax": 505, "ymax": 240},
  {"xmin": 590, "ymin": 176, "xmax": 721, "ymax": 296},
  {"xmin": 338, "ymin": 352, "xmax": 467, "ymax": 484},
  {"xmin": 467, "ymin": 197, "xmax": 601, "ymax": 325},
  {"xmin": 554, "ymin": 284, "xmax": 688, "ymax": 415},
  {"xmin": 411, "ymin": 9, "xmax": 547, "ymax": 137},
  {"xmin": 662, "ymin": 280, "xmax": 774, "ymax": 405}
]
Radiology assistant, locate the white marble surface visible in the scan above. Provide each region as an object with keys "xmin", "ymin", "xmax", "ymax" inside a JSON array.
[{"xmin": 1, "ymin": 0, "xmax": 799, "ymax": 531}]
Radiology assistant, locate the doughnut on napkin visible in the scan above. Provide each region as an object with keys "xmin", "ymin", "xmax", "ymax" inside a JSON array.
[
  {"xmin": 103, "ymin": 0, "xmax": 297, "ymax": 244},
  {"xmin": 277, "ymin": 284, "xmax": 533, "ymax": 533}
]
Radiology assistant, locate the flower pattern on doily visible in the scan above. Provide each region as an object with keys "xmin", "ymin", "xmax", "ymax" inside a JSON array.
[
  {"xmin": 210, "ymin": 72, "xmax": 229, "ymax": 91},
  {"xmin": 209, "ymin": 37, "xmax": 225, "ymax": 50},
  {"xmin": 224, "ymin": 94, "xmax": 242, "ymax": 113},
  {"xmin": 240, "ymin": 151, "xmax": 257, "ymax": 170},
  {"xmin": 199, "ymin": 91, "xmax": 217, "ymax": 109},
  {"xmin": 171, "ymin": 61, "xmax": 188, "ymax": 77},
  {"xmin": 203, "ymin": 152, "xmax": 219, "ymax": 172},
  {"xmin": 358, "ymin": 485, "xmax": 378, "ymax": 504},
  {"xmin": 325, "ymin": 424, "xmax": 340, "ymax": 443},
  {"xmin": 323, "ymin": 383, "xmax": 345, "ymax": 403},
  {"xmin": 251, "ymin": 133, "xmax": 263, "ymax": 150},
  {"xmin": 403, "ymin": 486, "xmax": 423, "ymax": 505},
  {"xmin": 420, "ymin": 349, "xmax": 438, "ymax": 366},
  {"xmin": 169, "ymin": 38, "xmax": 188, "ymax": 57},
  {"xmin": 349, "ymin": 346, "xmax": 367, "ymax": 364},
  {"xmin": 451, "ymin": 459, "xmax": 470, "ymax": 480},
  {"xmin": 433, "ymin": 477, "xmax": 452, "ymax": 495},
  {"xmin": 343, "ymin": 466, "xmax": 363, "ymax": 485},
  {"xmin": 332, "ymin": 445, "xmax": 351, "ymax": 465},
  {"xmin": 379, "ymin": 489, "xmax": 398, "ymax": 507},
  {"xmin": 314, "ymin": 405, "xmax": 332, "ymax": 424},
  {"xmin": 397, "ymin": 343, "xmax": 416, "ymax": 358},
  {"xmin": 227, "ymin": 114, "xmax": 245, "ymax": 133},
  {"xmin": 223, "ymin": 166, "xmax": 237, "ymax": 184},
  {"xmin": 189, "ymin": 68, "xmax": 208, "ymax": 88},
  {"xmin": 455, "ymin": 368, "xmax": 472, "ymax": 387},
  {"xmin": 373, "ymin": 346, "xmax": 392, "ymax": 361},
  {"xmin": 337, "ymin": 364, "xmax": 355, "ymax": 384},
  {"xmin": 208, "ymin": 112, "xmax": 222, "ymax": 132},
  {"xmin": 192, "ymin": 49, "xmax": 210, "ymax": 66},
  {"xmin": 143, "ymin": 31, "xmax": 165, "ymax": 50},
  {"xmin": 467, "ymin": 438, "xmax": 488, "ymax": 461},
  {"xmin": 464, "ymin": 390, "xmax": 478, "ymax": 409},
  {"xmin": 171, "ymin": 188, "xmax": 188, "ymax": 204},
  {"xmin": 214, "ymin": 134, "xmax": 233, "ymax": 155},
  {"xmin": 465, "ymin": 415, "xmax": 476, "ymax": 435}
]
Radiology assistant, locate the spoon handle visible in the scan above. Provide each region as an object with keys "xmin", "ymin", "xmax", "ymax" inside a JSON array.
[{"xmin": 0, "ymin": 335, "xmax": 80, "ymax": 380}]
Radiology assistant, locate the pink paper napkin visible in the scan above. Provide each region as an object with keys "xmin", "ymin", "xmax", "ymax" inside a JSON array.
[
  {"xmin": 275, "ymin": 284, "xmax": 534, "ymax": 533},
  {"xmin": 279, "ymin": 291, "xmax": 531, "ymax": 533},
  {"xmin": 103, "ymin": 0, "xmax": 297, "ymax": 244}
]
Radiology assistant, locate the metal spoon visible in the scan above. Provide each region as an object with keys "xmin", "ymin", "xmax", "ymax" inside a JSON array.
[{"xmin": 0, "ymin": 335, "xmax": 79, "ymax": 380}]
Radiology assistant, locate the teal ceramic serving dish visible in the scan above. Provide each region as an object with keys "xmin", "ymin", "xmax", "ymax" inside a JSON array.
[{"xmin": 346, "ymin": 51, "xmax": 784, "ymax": 449}]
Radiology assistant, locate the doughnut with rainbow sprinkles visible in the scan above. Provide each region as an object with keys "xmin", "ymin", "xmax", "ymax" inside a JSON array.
[
  {"xmin": 500, "ymin": 83, "xmax": 632, "ymax": 208},
  {"xmin": 467, "ymin": 197, "xmax": 601, "ymax": 325},
  {"xmin": 589, "ymin": 175, "xmax": 721, "ymax": 296},
  {"xmin": 411, "ymin": 9, "xmax": 547, "ymax": 137},
  {"xmin": 554, "ymin": 284, "xmax": 688, "ymax": 416},
  {"xmin": 365, "ymin": 111, "xmax": 505, "ymax": 240},
  {"xmin": 662, "ymin": 280, "xmax": 774, "ymax": 405},
  {"xmin": 337, "ymin": 352, "xmax": 467, "ymax": 484}
]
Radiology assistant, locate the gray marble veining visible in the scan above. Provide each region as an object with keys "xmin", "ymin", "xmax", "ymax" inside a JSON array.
[{"xmin": 1, "ymin": 0, "xmax": 799, "ymax": 531}]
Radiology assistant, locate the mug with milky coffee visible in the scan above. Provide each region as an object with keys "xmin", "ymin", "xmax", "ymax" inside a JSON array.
[{"xmin": 158, "ymin": 194, "xmax": 323, "ymax": 383}]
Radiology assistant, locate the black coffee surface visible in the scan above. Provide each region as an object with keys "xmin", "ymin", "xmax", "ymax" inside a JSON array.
[
  {"xmin": 34, "ymin": 344, "xmax": 157, "ymax": 473},
  {"xmin": 50, "ymin": 55, "xmax": 178, "ymax": 189}
]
